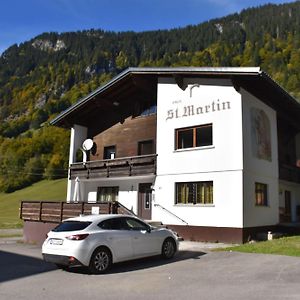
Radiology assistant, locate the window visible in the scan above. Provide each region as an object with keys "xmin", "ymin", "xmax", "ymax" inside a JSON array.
[
  {"xmin": 124, "ymin": 217, "xmax": 149, "ymax": 231},
  {"xmin": 103, "ymin": 145, "xmax": 116, "ymax": 159},
  {"xmin": 98, "ymin": 218, "xmax": 128, "ymax": 230},
  {"xmin": 176, "ymin": 124, "xmax": 212, "ymax": 150},
  {"xmin": 138, "ymin": 140, "xmax": 154, "ymax": 155},
  {"xmin": 53, "ymin": 221, "xmax": 92, "ymax": 232},
  {"xmin": 98, "ymin": 217, "xmax": 149, "ymax": 231},
  {"xmin": 255, "ymin": 183, "xmax": 268, "ymax": 206},
  {"xmin": 176, "ymin": 181, "xmax": 213, "ymax": 205},
  {"xmin": 97, "ymin": 186, "xmax": 119, "ymax": 202}
]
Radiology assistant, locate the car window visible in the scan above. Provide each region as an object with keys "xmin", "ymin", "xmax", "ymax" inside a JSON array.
[
  {"xmin": 125, "ymin": 218, "xmax": 148, "ymax": 231},
  {"xmin": 98, "ymin": 218, "xmax": 128, "ymax": 230},
  {"xmin": 52, "ymin": 221, "xmax": 92, "ymax": 232}
]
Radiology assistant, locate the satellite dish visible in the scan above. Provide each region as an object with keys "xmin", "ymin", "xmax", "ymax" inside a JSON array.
[{"xmin": 82, "ymin": 139, "xmax": 94, "ymax": 151}]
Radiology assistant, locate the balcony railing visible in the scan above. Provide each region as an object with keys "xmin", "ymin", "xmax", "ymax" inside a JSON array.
[
  {"xmin": 279, "ymin": 163, "xmax": 300, "ymax": 183},
  {"xmin": 20, "ymin": 201, "xmax": 136, "ymax": 223},
  {"xmin": 69, "ymin": 154, "xmax": 157, "ymax": 180}
]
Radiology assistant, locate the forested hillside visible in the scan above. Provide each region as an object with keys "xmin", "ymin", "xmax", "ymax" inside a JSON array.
[{"xmin": 1, "ymin": 1, "xmax": 300, "ymax": 192}]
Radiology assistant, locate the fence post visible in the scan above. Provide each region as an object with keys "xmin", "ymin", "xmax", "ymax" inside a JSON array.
[
  {"xmin": 19, "ymin": 201, "xmax": 23, "ymax": 219},
  {"xmin": 39, "ymin": 202, "xmax": 42, "ymax": 222},
  {"xmin": 60, "ymin": 202, "xmax": 63, "ymax": 222},
  {"xmin": 129, "ymin": 158, "xmax": 132, "ymax": 176}
]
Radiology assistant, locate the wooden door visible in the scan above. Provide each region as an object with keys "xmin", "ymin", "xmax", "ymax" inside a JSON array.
[{"xmin": 138, "ymin": 183, "xmax": 152, "ymax": 220}]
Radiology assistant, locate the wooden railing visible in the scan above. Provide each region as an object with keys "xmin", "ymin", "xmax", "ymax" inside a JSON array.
[
  {"xmin": 20, "ymin": 201, "xmax": 134, "ymax": 223},
  {"xmin": 69, "ymin": 154, "xmax": 157, "ymax": 180}
]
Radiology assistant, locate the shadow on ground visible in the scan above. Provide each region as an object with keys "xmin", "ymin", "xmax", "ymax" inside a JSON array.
[
  {"xmin": 66, "ymin": 249, "xmax": 206, "ymax": 275},
  {"xmin": 0, "ymin": 250, "xmax": 56, "ymax": 283},
  {"xmin": 0, "ymin": 247, "xmax": 206, "ymax": 281}
]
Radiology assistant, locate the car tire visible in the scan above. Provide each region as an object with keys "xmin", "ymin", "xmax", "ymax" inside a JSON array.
[
  {"xmin": 89, "ymin": 247, "xmax": 112, "ymax": 274},
  {"xmin": 161, "ymin": 238, "xmax": 176, "ymax": 259},
  {"xmin": 55, "ymin": 264, "xmax": 67, "ymax": 270}
]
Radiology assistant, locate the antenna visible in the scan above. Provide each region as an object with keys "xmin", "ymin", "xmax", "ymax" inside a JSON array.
[
  {"xmin": 81, "ymin": 139, "xmax": 94, "ymax": 163},
  {"xmin": 82, "ymin": 139, "xmax": 94, "ymax": 151}
]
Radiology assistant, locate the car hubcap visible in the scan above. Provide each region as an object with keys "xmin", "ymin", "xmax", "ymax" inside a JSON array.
[
  {"xmin": 94, "ymin": 251, "xmax": 109, "ymax": 271},
  {"xmin": 164, "ymin": 240, "xmax": 174, "ymax": 257}
]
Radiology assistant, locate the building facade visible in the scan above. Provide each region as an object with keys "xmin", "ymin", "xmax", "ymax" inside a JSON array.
[{"xmin": 51, "ymin": 67, "xmax": 300, "ymax": 243}]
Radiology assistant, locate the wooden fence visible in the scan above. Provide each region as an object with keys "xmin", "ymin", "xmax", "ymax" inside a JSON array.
[{"xmin": 20, "ymin": 201, "xmax": 134, "ymax": 223}]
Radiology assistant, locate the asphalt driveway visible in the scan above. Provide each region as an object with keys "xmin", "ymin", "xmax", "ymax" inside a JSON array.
[{"xmin": 0, "ymin": 239, "xmax": 300, "ymax": 300}]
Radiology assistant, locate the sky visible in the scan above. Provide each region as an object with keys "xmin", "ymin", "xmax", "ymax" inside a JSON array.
[{"xmin": 0, "ymin": 0, "xmax": 296, "ymax": 54}]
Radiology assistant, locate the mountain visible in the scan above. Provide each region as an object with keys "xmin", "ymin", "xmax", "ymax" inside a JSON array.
[{"xmin": 1, "ymin": 1, "xmax": 300, "ymax": 192}]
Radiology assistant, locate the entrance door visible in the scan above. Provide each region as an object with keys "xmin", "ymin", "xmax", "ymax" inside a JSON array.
[
  {"xmin": 138, "ymin": 183, "xmax": 152, "ymax": 220},
  {"xmin": 285, "ymin": 190, "xmax": 292, "ymax": 222}
]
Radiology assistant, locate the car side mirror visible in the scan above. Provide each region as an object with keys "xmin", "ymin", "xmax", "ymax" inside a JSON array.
[{"xmin": 146, "ymin": 226, "xmax": 151, "ymax": 233}]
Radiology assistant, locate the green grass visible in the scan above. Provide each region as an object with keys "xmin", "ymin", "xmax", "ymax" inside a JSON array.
[
  {"xmin": 0, "ymin": 179, "xmax": 67, "ymax": 229},
  {"xmin": 0, "ymin": 233, "xmax": 23, "ymax": 238},
  {"xmin": 220, "ymin": 236, "xmax": 300, "ymax": 257}
]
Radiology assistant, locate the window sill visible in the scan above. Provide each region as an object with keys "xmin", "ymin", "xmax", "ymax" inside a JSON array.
[{"xmin": 174, "ymin": 145, "xmax": 215, "ymax": 153}]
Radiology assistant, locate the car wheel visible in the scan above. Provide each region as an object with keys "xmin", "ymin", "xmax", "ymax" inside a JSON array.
[
  {"xmin": 55, "ymin": 264, "xmax": 67, "ymax": 270},
  {"xmin": 161, "ymin": 238, "xmax": 176, "ymax": 259},
  {"xmin": 89, "ymin": 247, "xmax": 112, "ymax": 274}
]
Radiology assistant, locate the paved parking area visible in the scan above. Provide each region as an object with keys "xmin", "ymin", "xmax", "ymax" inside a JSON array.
[{"xmin": 1, "ymin": 238, "xmax": 300, "ymax": 300}]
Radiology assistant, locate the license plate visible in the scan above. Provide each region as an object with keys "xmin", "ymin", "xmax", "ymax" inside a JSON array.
[{"xmin": 49, "ymin": 238, "xmax": 63, "ymax": 245}]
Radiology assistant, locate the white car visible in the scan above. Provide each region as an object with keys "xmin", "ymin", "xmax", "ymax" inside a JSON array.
[{"xmin": 42, "ymin": 214, "xmax": 179, "ymax": 274}]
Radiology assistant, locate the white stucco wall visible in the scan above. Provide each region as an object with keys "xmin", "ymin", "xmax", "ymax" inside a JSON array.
[
  {"xmin": 154, "ymin": 77, "xmax": 244, "ymax": 227},
  {"xmin": 72, "ymin": 176, "xmax": 155, "ymax": 215},
  {"xmin": 152, "ymin": 171, "xmax": 243, "ymax": 227},
  {"xmin": 241, "ymin": 88, "xmax": 279, "ymax": 227},
  {"xmin": 67, "ymin": 124, "xmax": 88, "ymax": 202}
]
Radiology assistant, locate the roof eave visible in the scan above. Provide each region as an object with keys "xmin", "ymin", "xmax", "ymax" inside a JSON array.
[
  {"xmin": 50, "ymin": 67, "xmax": 263, "ymax": 127},
  {"xmin": 50, "ymin": 68, "xmax": 133, "ymax": 126},
  {"xmin": 50, "ymin": 66, "xmax": 300, "ymax": 128}
]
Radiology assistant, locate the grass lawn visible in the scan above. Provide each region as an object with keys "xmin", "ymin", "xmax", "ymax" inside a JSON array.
[
  {"xmin": 0, "ymin": 179, "xmax": 67, "ymax": 229},
  {"xmin": 220, "ymin": 236, "xmax": 300, "ymax": 257}
]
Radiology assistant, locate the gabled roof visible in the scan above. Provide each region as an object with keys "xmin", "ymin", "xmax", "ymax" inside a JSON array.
[{"xmin": 50, "ymin": 67, "xmax": 300, "ymax": 132}]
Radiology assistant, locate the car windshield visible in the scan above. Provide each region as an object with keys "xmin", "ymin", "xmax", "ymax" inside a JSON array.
[{"xmin": 52, "ymin": 221, "xmax": 92, "ymax": 232}]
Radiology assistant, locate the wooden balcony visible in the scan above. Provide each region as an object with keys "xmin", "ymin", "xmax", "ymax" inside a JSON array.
[
  {"xmin": 69, "ymin": 154, "xmax": 157, "ymax": 180},
  {"xmin": 279, "ymin": 163, "xmax": 300, "ymax": 183}
]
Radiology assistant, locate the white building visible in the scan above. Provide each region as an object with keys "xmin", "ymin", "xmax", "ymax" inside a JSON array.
[{"xmin": 51, "ymin": 67, "xmax": 300, "ymax": 243}]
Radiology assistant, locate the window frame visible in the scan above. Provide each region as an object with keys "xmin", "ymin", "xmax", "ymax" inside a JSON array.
[
  {"xmin": 175, "ymin": 123, "xmax": 213, "ymax": 150},
  {"xmin": 97, "ymin": 186, "xmax": 119, "ymax": 203},
  {"xmin": 175, "ymin": 181, "xmax": 214, "ymax": 205},
  {"xmin": 255, "ymin": 182, "xmax": 268, "ymax": 207},
  {"xmin": 103, "ymin": 145, "xmax": 116, "ymax": 160}
]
